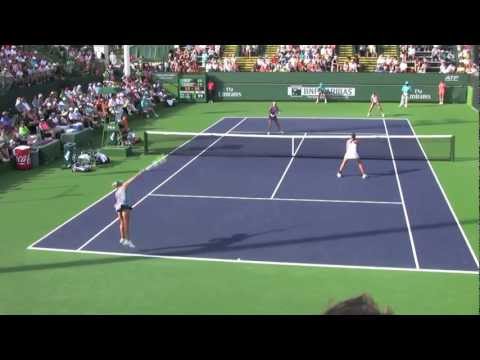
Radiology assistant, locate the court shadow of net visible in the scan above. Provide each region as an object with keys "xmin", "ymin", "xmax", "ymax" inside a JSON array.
[
  {"xmin": 141, "ymin": 218, "xmax": 478, "ymax": 260},
  {"xmin": 143, "ymin": 228, "xmax": 291, "ymax": 257}
]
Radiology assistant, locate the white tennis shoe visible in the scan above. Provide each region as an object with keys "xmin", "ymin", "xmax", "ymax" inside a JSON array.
[
  {"xmin": 362, "ymin": 174, "xmax": 368, "ymax": 179},
  {"xmin": 124, "ymin": 240, "xmax": 135, "ymax": 248},
  {"xmin": 336, "ymin": 172, "xmax": 342, "ymax": 178}
]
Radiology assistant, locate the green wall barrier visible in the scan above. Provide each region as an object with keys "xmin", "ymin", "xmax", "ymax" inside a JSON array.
[
  {"xmin": 206, "ymin": 72, "xmax": 469, "ymax": 103},
  {"xmin": 36, "ymin": 139, "xmax": 61, "ymax": 165},
  {"xmin": 60, "ymin": 128, "xmax": 97, "ymax": 149}
]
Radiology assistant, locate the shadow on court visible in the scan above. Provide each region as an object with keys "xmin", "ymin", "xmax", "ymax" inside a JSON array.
[
  {"xmin": 2, "ymin": 218, "xmax": 476, "ymax": 275},
  {"xmin": 142, "ymin": 218, "xmax": 478, "ymax": 259}
]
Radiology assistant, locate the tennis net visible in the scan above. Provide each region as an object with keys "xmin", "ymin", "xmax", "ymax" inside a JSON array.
[{"xmin": 144, "ymin": 131, "xmax": 455, "ymax": 161}]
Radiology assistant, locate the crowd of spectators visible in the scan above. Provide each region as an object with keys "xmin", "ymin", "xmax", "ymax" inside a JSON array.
[
  {"xmin": 393, "ymin": 45, "xmax": 478, "ymax": 74},
  {"xmin": 0, "ymin": 72, "xmax": 172, "ymax": 163},
  {"xmin": 375, "ymin": 55, "xmax": 411, "ymax": 73},
  {"xmin": 255, "ymin": 45, "xmax": 338, "ymax": 72},
  {"xmin": 340, "ymin": 56, "xmax": 360, "ymax": 72},
  {"xmin": 65, "ymin": 46, "xmax": 104, "ymax": 76},
  {"xmin": 455, "ymin": 45, "xmax": 478, "ymax": 75},
  {"xmin": 1, "ymin": 45, "xmax": 60, "ymax": 88},
  {"xmin": 159, "ymin": 46, "xmax": 216, "ymax": 73}
]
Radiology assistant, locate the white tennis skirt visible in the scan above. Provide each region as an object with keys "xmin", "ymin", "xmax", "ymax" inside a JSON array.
[{"xmin": 344, "ymin": 152, "xmax": 360, "ymax": 160}]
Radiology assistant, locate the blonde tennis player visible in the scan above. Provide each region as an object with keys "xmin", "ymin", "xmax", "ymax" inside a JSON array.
[
  {"xmin": 337, "ymin": 133, "xmax": 367, "ymax": 179},
  {"xmin": 112, "ymin": 172, "xmax": 142, "ymax": 248}
]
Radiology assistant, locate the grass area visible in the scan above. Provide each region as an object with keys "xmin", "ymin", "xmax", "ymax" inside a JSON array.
[{"xmin": 0, "ymin": 101, "xmax": 477, "ymax": 314}]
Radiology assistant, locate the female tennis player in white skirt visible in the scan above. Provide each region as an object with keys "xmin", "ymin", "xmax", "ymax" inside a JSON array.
[{"xmin": 337, "ymin": 133, "xmax": 367, "ymax": 179}]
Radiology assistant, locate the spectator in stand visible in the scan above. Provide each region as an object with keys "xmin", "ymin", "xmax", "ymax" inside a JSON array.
[
  {"xmin": 407, "ymin": 45, "xmax": 416, "ymax": 61},
  {"xmin": 17, "ymin": 121, "xmax": 30, "ymax": 142},
  {"xmin": 413, "ymin": 57, "xmax": 422, "ymax": 73},
  {"xmin": 399, "ymin": 58, "xmax": 408, "ymax": 73},
  {"xmin": 0, "ymin": 125, "xmax": 12, "ymax": 162},
  {"xmin": 331, "ymin": 55, "xmax": 338, "ymax": 72},
  {"xmin": 375, "ymin": 54, "xmax": 386, "ymax": 72},
  {"xmin": 358, "ymin": 45, "xmax": 367, "ymax": 57},
  {"xmin": 348, "ymin": 57, "xmax": 358, "ymax": 72},
  {"xmin": 390, "ymin": 57, "xmax": 400, "ymax": 73},
  {"xmin": 439, "ymin": 61, "xmax": 449, "ymax": 74},
  {"xmin": 399, "ymin": 45, "xmax": 408, "ymax": 62},
  {"xmin": 367, "ymin": 45, "xmax": 377, "ymax": 57},
  {"xmin": 419, "ymin": 59, "xmax": 428, "ymax": 73},
  {"xmin": 431, "ymin": 46, "xmax": 441, "ymax": 62},
  {"xmin": 0, "ymin": 111, "xmax": 13, "ymax": 130}
]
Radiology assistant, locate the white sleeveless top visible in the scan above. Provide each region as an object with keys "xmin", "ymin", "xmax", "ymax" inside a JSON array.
[
  {"xmin": 114, "ymin": 187, "xmax": 128, "ymax": 211},
  {"xmin": 345, "ymin": 139, "xmax": 359, "ymax": 159}
]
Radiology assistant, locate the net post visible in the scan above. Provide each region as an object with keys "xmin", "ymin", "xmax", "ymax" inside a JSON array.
[{"xmin": 144, "ymin": 131, "xmax": 148, "ymax": 154}]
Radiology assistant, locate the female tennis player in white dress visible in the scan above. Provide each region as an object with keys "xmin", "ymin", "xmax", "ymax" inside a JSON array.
[{"xmin": 337, "ymin": 133, "xmax": 367, "ymax": 179}]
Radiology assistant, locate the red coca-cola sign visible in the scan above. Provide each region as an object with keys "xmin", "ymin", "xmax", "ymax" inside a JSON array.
[{"xmin": 14, "ymin": 146, "xmax": 32, "ymax": 170}]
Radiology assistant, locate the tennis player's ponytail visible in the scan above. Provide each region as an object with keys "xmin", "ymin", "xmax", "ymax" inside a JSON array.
[{"xmin": 351, "ymin": 133, "xmax": 356, "ymax": 140}]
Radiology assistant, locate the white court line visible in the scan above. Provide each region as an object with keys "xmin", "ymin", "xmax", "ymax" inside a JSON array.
[
  {"xmin": 468, "ymin": 103, "xmax": 479, "ymax": 113},
  {"xmin": 28, "ymin": 246, "xmax": 479, "ymax": 275},
  {"xmin": 230, "ymin": 130, "xmax": 387, "ymax": 136},
  {"xmin": 27, "ymin": 116, "xmax": 232, "ymax": 251},
  {"xmin": 270, "ymin": 133, "xmax": 307, "ymax": 199},
  {"xmin": 76, "ymin": 117, "xmax": 248, "ymax": 251},
  {"xmin": 148, "ymin": 193, "xmax": 402, "ymax": 205},
  {"xmin": 382, "ymin": 118, "xmax": 420, "ymax": 269},
  {"xmin": 244, "ymin": 116, "xmax": 407, "ymax": 121},
  {"xmin": 406, "ymin": 119, "xmax": 479, "ymax": 268}
]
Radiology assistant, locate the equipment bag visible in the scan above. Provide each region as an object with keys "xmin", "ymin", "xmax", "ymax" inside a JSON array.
[{"xmin": 95, "ymin": 152, "xmax": 111, "ymax": 164}]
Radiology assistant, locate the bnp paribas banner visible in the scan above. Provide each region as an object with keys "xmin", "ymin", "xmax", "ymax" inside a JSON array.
[
  {"xmin": 287, "ymin": 85, "xmax": 356, "ymax": 99},
  {"xmin": 216, "ymin": 83, "xmax": 466, "ymax": 103}
]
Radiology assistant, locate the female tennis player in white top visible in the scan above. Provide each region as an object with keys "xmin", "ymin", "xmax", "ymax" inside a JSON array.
[
  {"xmin": 367, "ymin": 91, "xmax": 385, "ymax": 117},
  {"xmin": 337, "ymin": 133, "xmax": 367, "ymax": 179},
  {"xmin": 112, "ymin": 172, "xmax": 142, "ymax": 248}
]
